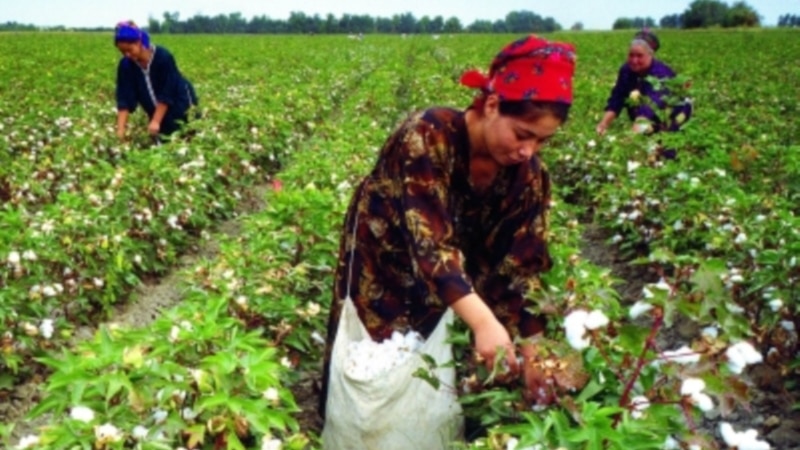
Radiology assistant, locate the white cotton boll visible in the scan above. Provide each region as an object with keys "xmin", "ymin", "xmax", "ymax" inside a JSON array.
[
  {"xmin": 311, "ymin": 331, "xmax": 326, "ymax": 346},
  {"xmin": 663, "ymin": 436, "xmax": 680, "ymax": 449},
  {"xmin": 781, "ymin": 321, "xmax": 796, "ymax": 332},
  {"xmin": 691, "ymin": 392, "xmax": 714, "ymax": 412},
  {"xmin": 726, "ymin": 342, "xmax": 763, "ymax": 375},
  {"xmin": 726, "ymin": 303, "xmax": 746, "ymax": 314},
  {"xmin": 768, "ymin": 299, "xmax": 783, "ymax": 312},
  {"xmin": 720, "ymin": 422, "xmax": 738, "ymax": 445},
  {"xmin": 132, "ymin": 425, "xmax": 149, "ymax": 440},
  {"xmin": 152, "ymin": 409, "xmax": 168, "ymax": 424},
  {"xmin": 734, "ymin": 233, "xmax": 747, "ymax": 244},
  {"xmin": 630, "ymin": 395, "xmax": 650, "ymax": 419},
  {"xmin": 662, "ymin": 346, "xmax": 701, "ymax": 365},
  {"xmin": 629, "ymin": 301, "xmax": 653, "ymax": 319},
  {"xmin": 673, "ymin": 220, "xmax": 684, "ymax": 231},
  {"xmin": 70, "ymin": 406, "xmax": 96, "ymax": 422},
  {"xmin": 262, "ymin": 438, "xmax": 283, "ymax": 450},
  {"xmin": 94, "ymin": 423, "xmax": 123, "ymax": 443},
  {"xmin": 39, "ymin": 319, "xmax": 54, "ymax": 339},
  {"xmin": 8, "ymin": 251, "xmax": 21, "ymax": 265},
  {"xmin": 564, "ymin": 310, "xmax": 591, "ymax": 350},
  {"xmin": 263, "ymin": 387, "xmax": 279, "ymax": 402},
  {"xmin": 680, "ymin": 378, "xmax": 705, "ymax": 396},
  {"xmin": 720, "ymin": 422, "xmax": 771, "ymax": 450},
  {"xmin": 584, "ymin": 310, "xmax": 609, "ymax": 330},
  {"xmin": 15, "ymin": 435, "xmax": 40, "ymax": 449},
  {"xmin": 701, "ymin": 326, "xmax": 719, "ymax": 339},
  {"xmin": 642, "ymin": 287, "xmax": 654, "ymax": 299},
  {"xmin": 653, "ymin": 278, "xmax": 671, "ymax": 291},
  {"xmin": 627, "ymin": 160, "xmax": 641, "ymax": 172}
]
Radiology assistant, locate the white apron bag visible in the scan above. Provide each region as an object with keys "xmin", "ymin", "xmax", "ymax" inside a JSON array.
[{"xmin": 322, "ymin": 200, "xmax": 463, "ymax": 449}]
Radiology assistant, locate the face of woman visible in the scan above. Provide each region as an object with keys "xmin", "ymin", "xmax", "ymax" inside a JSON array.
[
  {"xmin": 481, "ymin": 96, "xmax": 563, "ymax": 166},
  {"xmin": 116, "ymin": 41, "xmax": 146, "ymax": 61},
  {"xmin": 627, "ymin": 44, "xmax": 653, "ymax": 74}
]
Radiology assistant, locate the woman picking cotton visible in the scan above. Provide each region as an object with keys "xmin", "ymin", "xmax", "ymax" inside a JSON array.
[
  {"xmin": 321, "ymin": 35, "xmax": 576, "ymax": 448},
  {"xmin": 114, "ymin": 21, "xmax": 198, "ymax": 140},
  {"xmin": 596, "ymin": 30, "xmax": 692, "ymax": 139}
]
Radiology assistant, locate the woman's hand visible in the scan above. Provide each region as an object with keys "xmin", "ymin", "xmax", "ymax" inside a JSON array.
[
  {"xmin": 522, "ymin": 352, "xmax": 555, "ymax": 406},
  {"xmin": 148, "ymin": 120, "xmax": 161, "ymax": 136},
  {"xmin": 596, "ymin": 111, "xmax": 617, "ymax": 136},
  {"xmin": 473, "ymin": 318, "xmax": 519, "ymax": 374},
  {"xmin": 451, "ymin": 293, "xmax": 518, "ymax": 373}
]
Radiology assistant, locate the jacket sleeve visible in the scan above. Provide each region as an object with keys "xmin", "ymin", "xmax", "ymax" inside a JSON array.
[
  {"xmin": 605, "ymin": 65, "xmax": 631, "ymax": 115},
  {"xmin": 475, "ymin": 162, "xmax": 552, "ymax": 337},
  {"xmin": 399, "ymin": 119, "xmax": 474, "ymax": 306},
  {"xmin": 115, "ymin": 59, "xmax": 137, "ymax": 112}
]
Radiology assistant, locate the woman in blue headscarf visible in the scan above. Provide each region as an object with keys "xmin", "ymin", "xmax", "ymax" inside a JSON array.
[{"xmin": 114, "ymin": 21, "xmax": 198, "ymax": 140}]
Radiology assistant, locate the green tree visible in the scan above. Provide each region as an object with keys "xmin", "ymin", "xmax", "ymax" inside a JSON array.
[
  {"xmin": 147, "ymin": 16, "xmax": 161, "ymax": 33},
  {"xmin": 660, "ymin": 14, "xmax": 683, "ymax": 28},
  {"xmin": 724, "ymin": 1, "xmax": 760, "ymax": 27},
  {"xmin": 467, "ymin": 20, "xmax": 493, "ymax": 32},
  {"xmin": 417, "ymin": 15, "xmax": 431, "ymax": 33},
  {"xmin": 443, "ymin": 17, "xmax": 463, "ymax": 33},
  {"xmin": 612, "ymin": 18, "xmax": 634, "ymax": 29},
  {"xmin": 430, "ymin": 16, "xmax": 444, "ymax": 33},
  {"xmin": 682, "ymin": 0, "xmax": 729, "ymax": 28}
]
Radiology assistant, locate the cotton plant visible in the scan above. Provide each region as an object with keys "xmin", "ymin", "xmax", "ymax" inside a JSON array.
[
  {"xmin": 20, "ymin": 294, "xmax": 311, "ymax": 450},
  {"xmin": 472, "ymin": 261, "xmax": 769, "ymax": 450}
]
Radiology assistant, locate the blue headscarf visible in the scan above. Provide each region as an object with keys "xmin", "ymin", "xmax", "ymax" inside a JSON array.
[{"xmin": 114, "ymin": 21, "xmax": 151, "ymax": 49}]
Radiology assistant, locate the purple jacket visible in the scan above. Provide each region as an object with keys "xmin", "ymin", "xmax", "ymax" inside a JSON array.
[{"xmin": 604, "ymin": 59, "xmax": 692, "ymax": 132}]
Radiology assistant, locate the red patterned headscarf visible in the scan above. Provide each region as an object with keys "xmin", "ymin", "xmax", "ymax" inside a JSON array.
[{"xmin": 460, "ymin": 35, "xmax": 576, "ymax": 105}]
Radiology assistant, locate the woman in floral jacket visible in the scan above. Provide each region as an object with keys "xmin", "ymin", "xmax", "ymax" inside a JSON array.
[{"xmin": 322, "ymin": 35, "xmax": 576, "ymax": 417}]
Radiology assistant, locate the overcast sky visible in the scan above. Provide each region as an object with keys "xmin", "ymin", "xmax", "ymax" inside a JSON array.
[{"xmin": 1, "ymin": 0, "xmax": 794, "ymax": 30}]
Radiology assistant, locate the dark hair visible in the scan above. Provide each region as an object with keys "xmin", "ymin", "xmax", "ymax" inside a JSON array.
[{"xmin": 498, "ymin": 100, "xmax": 570, "ymax": 124}]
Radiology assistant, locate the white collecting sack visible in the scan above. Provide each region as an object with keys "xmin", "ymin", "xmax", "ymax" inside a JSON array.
[{"xmin": 322, "ymin": 297, "xmax": 463, "ymax": 450}]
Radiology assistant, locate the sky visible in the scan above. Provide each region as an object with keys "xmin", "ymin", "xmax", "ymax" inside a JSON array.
[{"xmin": 1, "ymin": 0, "xmax": 795, "ymax": 30}]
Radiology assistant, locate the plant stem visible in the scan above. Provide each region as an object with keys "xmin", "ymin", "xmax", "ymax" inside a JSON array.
[{"xmin": 617, "ymin": 311, "xmax": 664, "ymax": 422}]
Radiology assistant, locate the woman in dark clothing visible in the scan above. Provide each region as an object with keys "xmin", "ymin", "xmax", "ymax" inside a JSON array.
[
  {"xmin": 321, "ymin": 35, "xmax": 576, "ymax": 418},
  {"xmin": 114, "ymin": 21, "xmax": 198, "ymax": 139},
  {"xmin": 596, "ymin": 30, "xmax": 692, "ymax": 136}
]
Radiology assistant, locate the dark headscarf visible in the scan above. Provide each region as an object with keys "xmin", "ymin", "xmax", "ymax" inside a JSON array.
[
  {"xmin": 633, "ymin": 29, "xmax": 660, "ymax": 53},
  {"xmin": 460, "ymin": 35, "xmax": 576, "ymax": 106},
  {"xmin": 114, "ymin": 21, "xmax": 151, "ymax": 49}
]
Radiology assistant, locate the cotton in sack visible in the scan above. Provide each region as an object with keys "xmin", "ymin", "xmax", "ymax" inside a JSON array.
[{"xmin": 321, "ymin": 297, "xmax": 463, "ymax": 450}]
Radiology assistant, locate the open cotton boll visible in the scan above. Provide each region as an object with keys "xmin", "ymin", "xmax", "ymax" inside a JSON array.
[
  {"xmin": 584, "ymin": 310, "xmax": 609, "ymax": 330},
  {"xmin": 564, "ymin": 310, "xmax": 591, "ymax": 350},
  {"xmin": 719, "ymin": 422, "xmax": 772, "ymax": 449},
  {"xmin": 629, "ymin": 301, "xmax": 653, "ymax": 319},
  {"xmin": 344, "ymin": 330, "xmax": 425, "ymax": 381},
  {"xmin": 726, "ymin": 341, "xmax": 763, "ymax": 374}
]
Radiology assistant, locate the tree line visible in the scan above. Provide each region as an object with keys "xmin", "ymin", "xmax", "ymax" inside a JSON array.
[
  {"xmin": 1, "ymin": 1, "xmax": 797, "ymax": 34},
  {"xmin": 145, "ymin": 10, "xmax": 561, "ymax": 35},
  {"xmin": 612, "ymin": 0, "xmax": 794, "ymax": 30}
]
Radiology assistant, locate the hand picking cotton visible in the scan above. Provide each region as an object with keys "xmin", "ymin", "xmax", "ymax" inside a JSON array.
[{"xmin": 344, "ymin": 330, "xmax": 424, "ymax": 381}]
